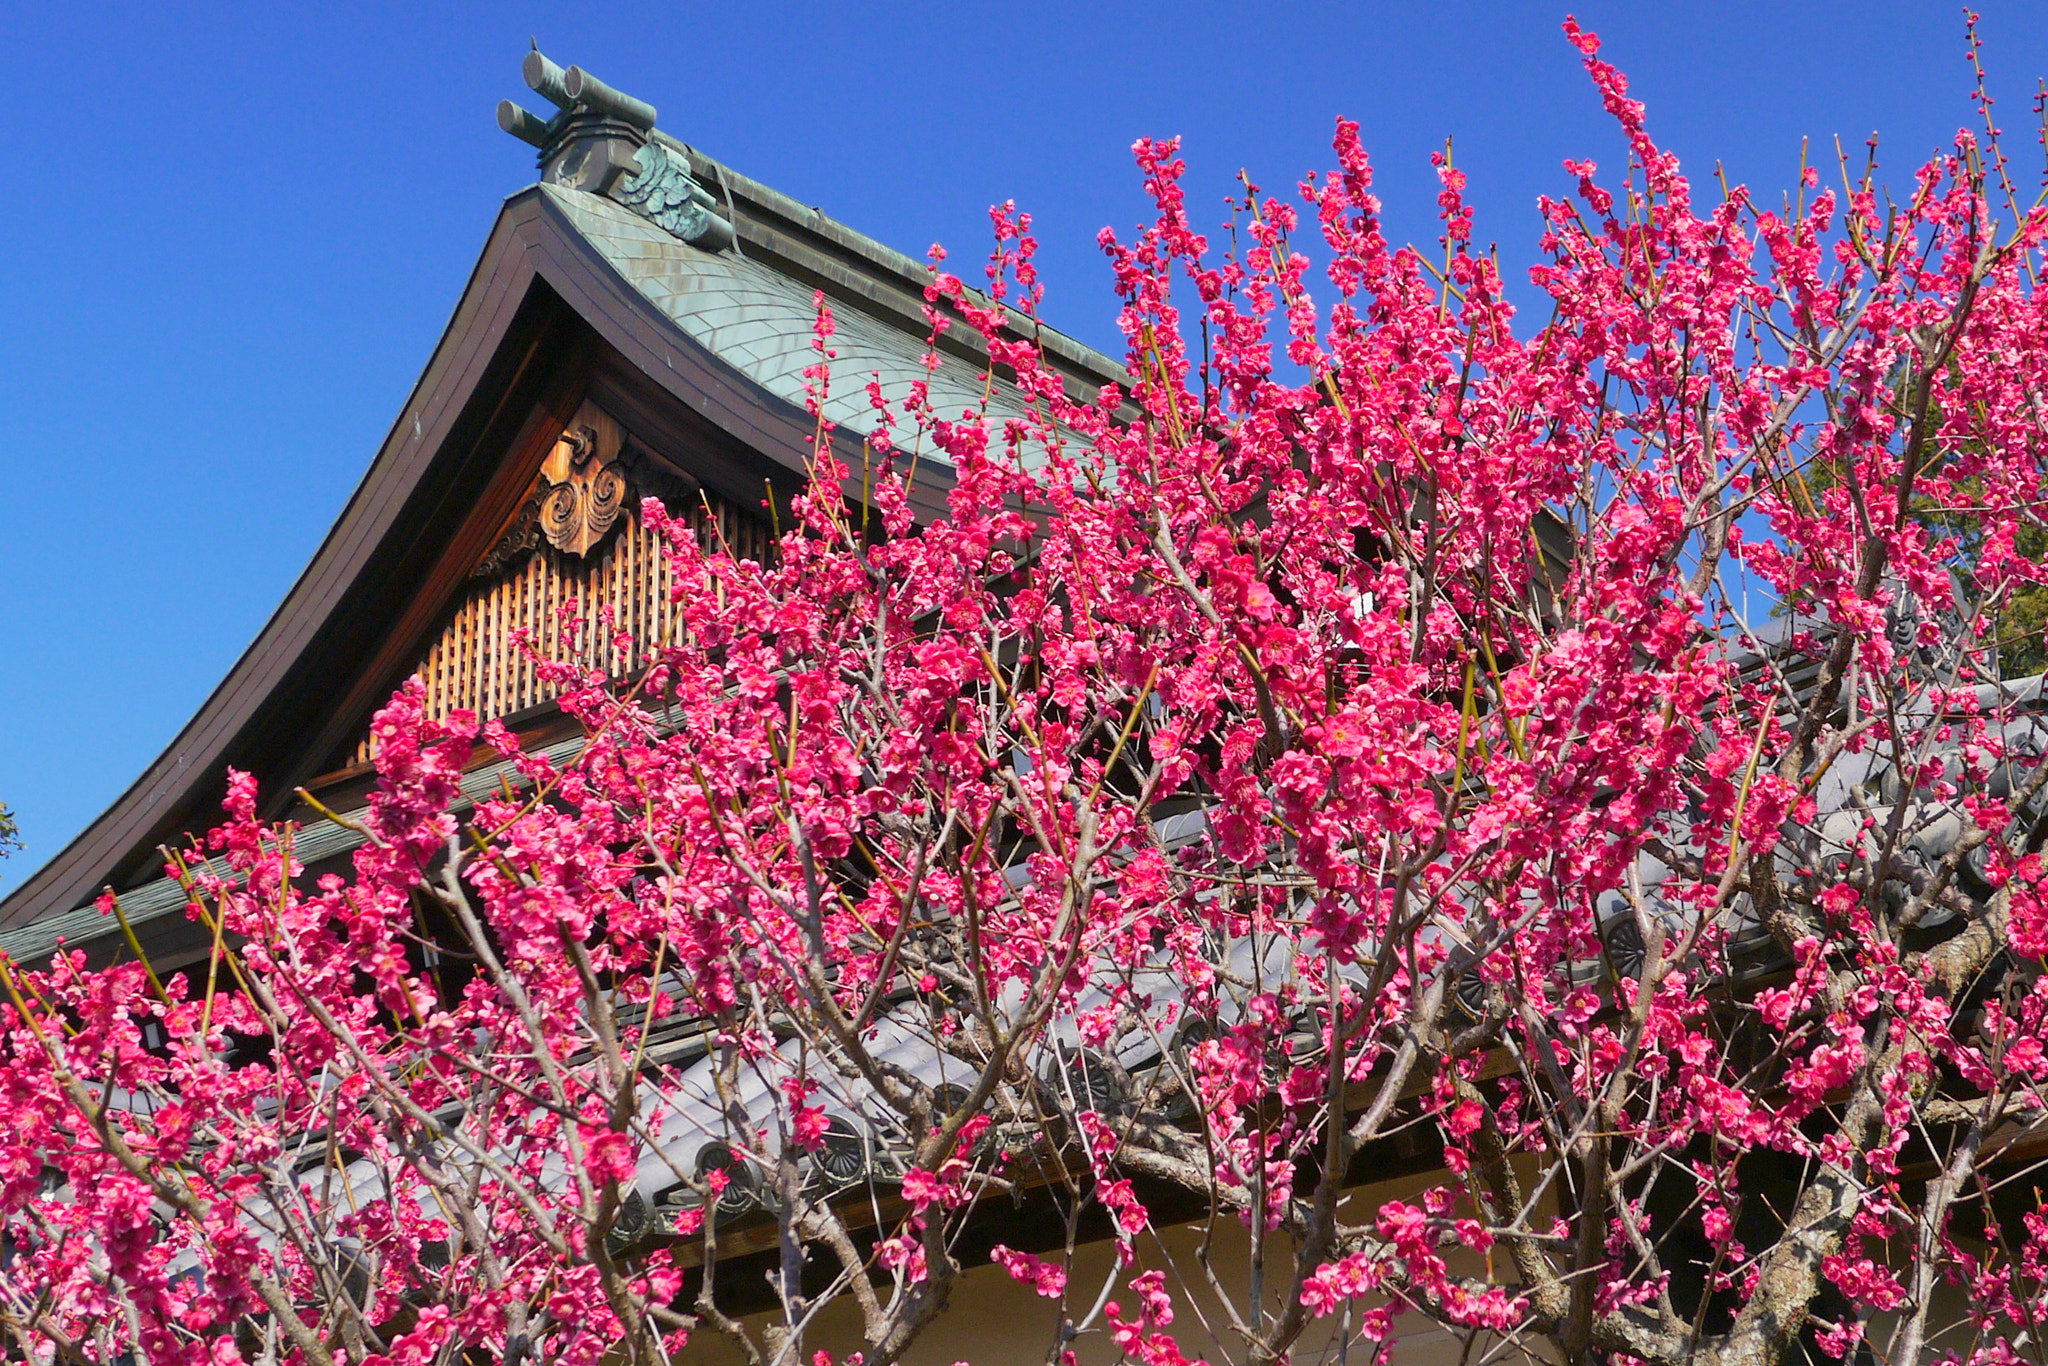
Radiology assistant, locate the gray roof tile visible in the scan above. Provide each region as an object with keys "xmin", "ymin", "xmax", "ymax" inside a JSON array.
[{"xmin": 543, "ymin": 184, "xmax": 1039, "ymax": 454}]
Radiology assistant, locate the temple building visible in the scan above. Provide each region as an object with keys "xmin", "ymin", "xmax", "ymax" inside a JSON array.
[
  {"xmin": 0, "ymin": 53, "xmax": 1511, "ymax": 1364},
  {"xmin": 0, "ymin": 58, "xmax": 1427, "ymax": 1363},
  {"xmin": 0, "ymin": 49, "xmax": 1122, "ymax": 976}
]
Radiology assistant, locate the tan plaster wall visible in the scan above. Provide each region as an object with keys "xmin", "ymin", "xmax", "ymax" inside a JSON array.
[{"xmin": 677, "ymin": 1170, "xmax": 1525, "ymax": 1366}]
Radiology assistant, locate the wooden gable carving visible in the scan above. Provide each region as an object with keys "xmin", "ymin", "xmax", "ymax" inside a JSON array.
[
  {"xmin": 346, "ymin": 401, "xmax": 774, "ymax": 768},
  {"xmin": 538, "ymin": 401, "xmax": 630, "ymax": 557},
  {"xmin": 473, "ymin": 400, "xmax": 647, "ymax": 578}
]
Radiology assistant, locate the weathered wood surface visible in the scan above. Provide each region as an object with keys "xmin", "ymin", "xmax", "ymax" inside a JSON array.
[{"xmin": 353, "ymin": 443, "xmax": 769, "ymax": 766}]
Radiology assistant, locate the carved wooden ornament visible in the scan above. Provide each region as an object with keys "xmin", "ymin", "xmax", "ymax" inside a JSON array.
[{"xmin": 538, "ymin": 401, "xmax": 630, "ymax": 557}]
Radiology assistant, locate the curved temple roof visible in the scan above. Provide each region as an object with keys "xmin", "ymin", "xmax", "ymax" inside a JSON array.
[{"xmin": 0, "ymin": 69, "xmax": 1127, "ymax": 951}]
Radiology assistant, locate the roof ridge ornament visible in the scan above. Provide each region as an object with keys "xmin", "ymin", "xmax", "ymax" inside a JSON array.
[{"xmin": 497, "ymin": 48, "xmax": 734, "ymax": 253}]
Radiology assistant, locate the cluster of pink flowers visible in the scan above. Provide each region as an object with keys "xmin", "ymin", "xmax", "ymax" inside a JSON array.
[{"xmin": 5, "ymin": 18, "xmax": 2048, "ymax": 1366}]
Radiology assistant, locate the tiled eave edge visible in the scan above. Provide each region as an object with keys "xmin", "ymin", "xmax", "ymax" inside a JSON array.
[{"xmin": 0, "ymin": 726, "xmax": 621, "ymax": 967}]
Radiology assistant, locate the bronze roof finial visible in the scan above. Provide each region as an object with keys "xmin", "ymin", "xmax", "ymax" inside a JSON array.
[{"xmin": 496, "ymin": 46, "xmax": 732, "ymax": 253}]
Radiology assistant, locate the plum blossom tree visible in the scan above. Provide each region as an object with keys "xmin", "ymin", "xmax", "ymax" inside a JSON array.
[{"xmin": 8, "ymin": 18, "xmax": 2048, "ymax": 1366}]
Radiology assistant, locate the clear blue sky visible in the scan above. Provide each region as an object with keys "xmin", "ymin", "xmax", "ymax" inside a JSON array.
[{"xmin": 3, "ymin": 1, "xmax": 2045, "ymax": 886}]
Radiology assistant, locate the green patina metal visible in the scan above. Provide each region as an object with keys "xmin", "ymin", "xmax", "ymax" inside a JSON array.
[{"xmin": 612, "ymin": 140, "xmax": 732, "ymax": 252}]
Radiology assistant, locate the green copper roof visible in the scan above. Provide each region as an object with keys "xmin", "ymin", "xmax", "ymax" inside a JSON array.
[{"xmin": 542, "ymin": 182, "xmax": 1048, "ymax": 449}]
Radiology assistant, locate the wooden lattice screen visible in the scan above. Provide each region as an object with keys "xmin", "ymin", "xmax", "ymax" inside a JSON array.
[{"xmin": 352, "ymin": 488, "xmax": 772, "ymax": 766}]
